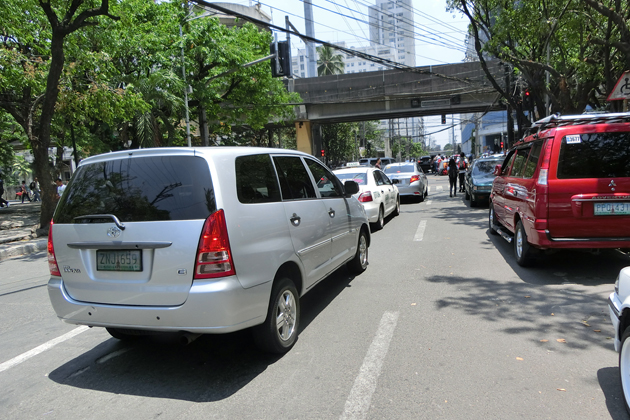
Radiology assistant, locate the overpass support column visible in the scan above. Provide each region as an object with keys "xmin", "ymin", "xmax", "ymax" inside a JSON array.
[{"xmin": 295, "ymin": 121, "xmax": 322, "ymax": 159}]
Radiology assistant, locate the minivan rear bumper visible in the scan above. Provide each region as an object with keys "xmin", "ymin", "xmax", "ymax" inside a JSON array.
[
  {"xmin": 529, "ymin": 229, "xmax": 630, "ymax": 249},
  {"xmin": 48, "ymin": 276, "xmax": 269, "ymax": 334}
]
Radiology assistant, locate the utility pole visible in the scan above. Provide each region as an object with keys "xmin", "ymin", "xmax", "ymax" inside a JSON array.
[{"xmin": 303, "ymin": 1, "xmax": 317, "ymax": 78}]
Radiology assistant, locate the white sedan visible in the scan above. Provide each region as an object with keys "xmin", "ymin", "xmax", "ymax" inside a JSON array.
[{"xmin": 333, "ymin": 166, "xmax": 400, "ymax": 230}]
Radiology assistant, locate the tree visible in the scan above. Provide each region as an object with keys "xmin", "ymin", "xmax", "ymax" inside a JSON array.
[
  {"xmin": 317, "ymin": 45, "xmax": 345, "ymax": 76},
  {"xmin": 0, "ymin": 0, "xmax": 124, "ymax": 229}
]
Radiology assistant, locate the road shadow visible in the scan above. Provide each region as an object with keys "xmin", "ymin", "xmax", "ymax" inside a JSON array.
[
  {"xmin": 48, "ymin": 266, "xmax": 360, "ymax": 402},
  {"xmin": 598, "ymin": 367, "xmax": 630, "ymax": 420}
]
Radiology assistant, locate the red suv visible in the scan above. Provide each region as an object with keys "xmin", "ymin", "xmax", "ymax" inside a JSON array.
[{"xmin": 489, "ymin": 112, "xmax": 630, "ymax": 266}]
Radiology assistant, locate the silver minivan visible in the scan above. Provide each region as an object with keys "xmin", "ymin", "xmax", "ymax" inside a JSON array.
[{"xmin": 47, "ymin": 147, "xmax": 370, "ymax": 353}]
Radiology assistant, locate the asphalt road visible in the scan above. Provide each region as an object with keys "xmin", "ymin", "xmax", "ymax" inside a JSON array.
[{"xmin": 1, "ymin": 175, "xmax": 629, "ymax": 419}]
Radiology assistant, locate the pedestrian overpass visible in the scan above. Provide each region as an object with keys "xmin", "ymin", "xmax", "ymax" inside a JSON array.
[{"xmin": 287, "ymin": 61, "xmax": 507, "ymax": 155}]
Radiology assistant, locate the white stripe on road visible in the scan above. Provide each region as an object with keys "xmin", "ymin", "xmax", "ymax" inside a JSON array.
[
  {"xmin": 413, "ymin": 220, "xmax": 427, "ymax": 241},
  {"xmin": 426, "ymin": 200, "xmax": 432, "ymax": 205},
  {"xmin": 340, "ymin": 311, "xmax": 400, "ymax": 420},
  {"xmin": 0, "ymin": 326, "xmax": 89, "ymax": 373}
]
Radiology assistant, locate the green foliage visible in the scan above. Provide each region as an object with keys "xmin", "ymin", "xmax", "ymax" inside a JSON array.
[{"xmin": 317, "ymin": 45, "xmax": 345, "ymax": 76}]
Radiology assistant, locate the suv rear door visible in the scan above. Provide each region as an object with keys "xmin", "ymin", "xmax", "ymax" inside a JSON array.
[
  {"xmin": 547, "ymin": 128, "xmax": 630, "ymax": 238},
  {"xmin": 52, "ymin": 151, "xmax": 214, "ymax": 306}
]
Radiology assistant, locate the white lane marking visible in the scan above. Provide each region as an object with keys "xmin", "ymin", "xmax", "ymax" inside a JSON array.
[
  {"xmin": 0, "ymin": 326, "xmax": 89, "ymax": 374},
  {"xmin": 436, "ymin": 186, "xmax": 443, "ymax": 192},
  {"xmin": 413, "ymin": 220, "xmax": 427, "ymax": 241},
  {"xmin": 426, "ymin": 200, "xmax": 432, "ymax": 205},
  {"xmin": 340, "ymin": 311, "xmax": 400, "ymax": 420}
]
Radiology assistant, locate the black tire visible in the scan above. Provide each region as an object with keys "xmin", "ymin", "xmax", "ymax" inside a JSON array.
[
  {"xmin": 371, "ymin": 206, "xmax": 384, "ymax": 231},
  {"xmin": 347, "ymin": 229, "xmax": 369, "ymax": 274},
  {"xmin": 619, "ymin": 326, "xmax": 630, "ymax": 414},
  {"xmin": 488, "ymin": 202, "xmax": 498, "ymax": 235},
  {"xmin": 470, "ymin": 193, "xmax": 478, "ymax": 207},
  {"xmin": 514, "ymin": 220, "xmax": 536, "ymax": 266},
  {"xmin": 393, "ymin": 197, "xmax": 401, "ymax": 216},
  {"xmin": 465, "ymin": 188, "xmax": 470, "ymax": 200},
  {"xmin": 253, "ymin": 277, "xmax": 300, "ymax": 354},
  {"xmin": 418, "ymin": 191, "xmax": 425, "ymax": 203},
  {"xmin": 424, "ymin": 186, "xmax": 428, "ymax": 198}
]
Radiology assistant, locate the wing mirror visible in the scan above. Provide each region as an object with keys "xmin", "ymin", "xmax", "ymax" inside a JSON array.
[
  {"xmin": 493, "ymin": 164, "xmax": 502, "ymax": 176},
  {"xmin": 344, "ymin": 180, "xmax": 359, "ymax": 197}
]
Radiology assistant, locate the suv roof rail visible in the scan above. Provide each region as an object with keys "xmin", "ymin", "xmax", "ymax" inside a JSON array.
[{"xmin": 525, "ymin": 112, "xmax": 630, "ymax": 137}]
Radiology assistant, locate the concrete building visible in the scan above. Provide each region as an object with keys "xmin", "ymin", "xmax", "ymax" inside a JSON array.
[{"xmin": 368, "ymin": 0, "xmax": 416, "ymax": 68}]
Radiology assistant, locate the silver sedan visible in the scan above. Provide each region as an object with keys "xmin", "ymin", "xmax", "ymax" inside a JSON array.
[{"xmin": 383, "ymin": 162, "xmax": 429, "ymax": 202}]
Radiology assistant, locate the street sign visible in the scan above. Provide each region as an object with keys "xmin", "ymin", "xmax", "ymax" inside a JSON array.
[{"xmin": 607, "ymin": 70, "xmax": 630, "ymax": 101}]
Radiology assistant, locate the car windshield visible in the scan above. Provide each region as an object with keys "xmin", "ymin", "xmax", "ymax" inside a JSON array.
[
  {"xmin": 384, "ymin": 164, "xmax": 415, "ymax": 174},
  {"xmin": 335, "ymin": 171, "xmax": 368, "ymax": 185},
  {"xmin": 472, "ymin": 159, "xmax": 502, "ymax": 176}
]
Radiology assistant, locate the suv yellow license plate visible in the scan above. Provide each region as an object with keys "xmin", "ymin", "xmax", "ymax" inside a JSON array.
[
  {"xmin": 594, "ymin": 202, "xmax": 630, "ymax": 216},
  {"xmin": 96, "ymin": 250, "xmax": 142, "ymax": 271}
]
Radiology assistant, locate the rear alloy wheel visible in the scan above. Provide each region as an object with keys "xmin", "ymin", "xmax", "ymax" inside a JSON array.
[
  {"xmin": 253, "ymin": 277, "xmax": 300, "ymax": 354},
  {"xmin": 619, "ymin": 326, "xmax": 630, "ymax": 414},
  {"xmin": 514, "ymin": 220, "xmax": 535, "ymax": 266},
  {"xmin": 371, "ymin": 206, "xmax": 384, "ymax": 231},
  {"xmin": 347, "ymin": 230, "xmax": 369, "ymax": 274}
]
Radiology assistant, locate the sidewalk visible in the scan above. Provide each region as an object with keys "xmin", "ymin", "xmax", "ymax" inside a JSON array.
[{"xmin": 0, "ymin": 201, "xmax": 48, "ymax": 261}]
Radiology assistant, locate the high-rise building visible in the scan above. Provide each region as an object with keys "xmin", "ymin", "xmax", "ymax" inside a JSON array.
[{"xmin": 368, "ymin": 0, "xmax": 416, "ymax": 67}]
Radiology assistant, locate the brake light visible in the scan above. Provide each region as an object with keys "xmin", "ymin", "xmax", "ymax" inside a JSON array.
[
  {"xmin": 48, "ymin": 221, "xmax": 61, "ymax": 276},
  {"xmin": 410, "ymin": 175, "xmax": 419, "ymax": 183},
  {"xmin": 537, "ymin": 139, "xmax": 553, "ymax": 186},
  {"xmin": 358, "ymin": 191, "xmax": 374, "ymax": 202},
  {"xmin": 194, "ymin": 209, "xmax": 236, "ymax": 279}
]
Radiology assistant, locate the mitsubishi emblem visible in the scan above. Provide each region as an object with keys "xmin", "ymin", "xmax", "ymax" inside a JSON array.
[
  {"xmin": 609, "ymin": 180, "xmax": 617, "ymax": 192},
  {"xmin": 107, "ymin": 226, "xmax": 122, "ymax": 238}
]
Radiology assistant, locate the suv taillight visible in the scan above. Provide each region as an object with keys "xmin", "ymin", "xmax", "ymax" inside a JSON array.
[
  {"xmin": 537, "ymin": 139, "xmax": 553, "ymax": 186},
  {"xmin": 194, "ymin": 209, "xmax": 235, "ymax": 279},
  {"xmin": 48, "ymin": 221, "xmax": 61, "ymax": 276},
  {"xmin": 358, "ymin": 192, "xmax": 374, "ymax": 202}
]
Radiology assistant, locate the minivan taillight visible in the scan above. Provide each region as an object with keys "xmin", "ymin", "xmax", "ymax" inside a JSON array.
[
  {"xmin": 48, "ymin": 221, "xmax": 61, "ymax": 277},
  {"xmin": 358, "ymin": 191, "xmax": 374, "ymax": 202},
  {"xmin": 537, "ymin": 139, "xmax": 553, "ymax": 186},
  {"xmin": 194, "ymin": 209, "xmax": 236, "ymax": 279}
]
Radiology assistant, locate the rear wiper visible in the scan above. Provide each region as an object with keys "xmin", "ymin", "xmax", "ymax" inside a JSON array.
[{"xmin": 73, "ymin": 214, "xmax": 126, "ymax": 230}]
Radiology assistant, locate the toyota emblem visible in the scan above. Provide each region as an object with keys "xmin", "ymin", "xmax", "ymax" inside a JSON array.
[{"xmin": 107, "ymin": 226, "xmax": 122, "ymax": 238}]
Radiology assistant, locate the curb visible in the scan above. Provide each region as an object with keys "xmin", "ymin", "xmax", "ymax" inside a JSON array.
[{"xmin": 0, "ymin": 239, "xmax": 48, "ymax": 262}]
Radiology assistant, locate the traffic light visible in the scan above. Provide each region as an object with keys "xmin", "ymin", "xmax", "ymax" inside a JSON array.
[
  {"xmin": 321, "ymin": 149, "xmax": 325, "ymax": 157},
  {"xmin": 500, "ymin": 141, "xmax": 504, "ymax": 149},
  {"xmin": 441, "ymin": 114, "xmax": 446, "ymax": 124},
  {"xmin": 270, "ymin": 40, "xmax": 291, "ymax": 78}
]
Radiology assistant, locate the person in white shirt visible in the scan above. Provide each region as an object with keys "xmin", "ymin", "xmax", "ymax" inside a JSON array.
[{"xmin": 55, "ymin": 178, "xmax": 66, "ymax": 199}]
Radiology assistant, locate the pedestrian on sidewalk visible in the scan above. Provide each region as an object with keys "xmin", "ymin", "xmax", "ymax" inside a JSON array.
[
  {"xmin": 30, "ymin": 178, "xmax": 41, "ymax": 202},
  {"xmin": 20, "ymin": 180, "xmax": 31, "ymax": 203},
  {"xmin": 458, "ymin": 152, "xmax": 468, "ymax": 193},
  {"xmin": 55, "ymin": 178, "xmax": 66, "ymax": 200},
  {"xmin": 0, "ymin": 173, "xmax": 9, "ymax": 207},
  {"xmin": 448, "ymin": 156, "xmax": 458, "ymax": 197}
]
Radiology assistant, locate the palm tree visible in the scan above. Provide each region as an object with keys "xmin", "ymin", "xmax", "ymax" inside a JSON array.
[{"xmin": 317, "ymin": 45, "xmax": 345, "ymax": 76}]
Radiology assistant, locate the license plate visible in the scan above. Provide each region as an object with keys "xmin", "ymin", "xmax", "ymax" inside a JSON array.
[
  {"xmin": 96, "ymin": 250, "xmax": 142, "ymax": 271},
  {"xmin": 594, "ymin": 202, "xmax": 630, "ymax": 216}
]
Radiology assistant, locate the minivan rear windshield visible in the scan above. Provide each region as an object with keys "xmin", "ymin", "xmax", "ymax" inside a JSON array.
[
  {"xmin": 54, "ymin": 155, "xmax": 216, "ymax": 223},
  {"xmin": 557, "ymin": 132, "xmax": 630, "ymax": 179}
]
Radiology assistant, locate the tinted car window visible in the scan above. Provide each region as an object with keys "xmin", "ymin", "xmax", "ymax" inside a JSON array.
[
  {"xmin": 335, "ymin": 171, "xmax": 368, "ymax": 185},
  {"xmin": 54, "ymin": 156, "xmax": 215, "ymax": 223},
  {"xmin": 305, "ymin": 159, "xmax": 344, "ymax": 198},
  {"xmin": 557, "ymin": 132, "xmax": 630, "ymax": 178},
  {"xmin": 501, "ymin": 151, "xmax": 516, "ymax": 175},
  {"xmin": 522, "ymin": 141, "xmax": 543, "ymax": 178},
  {"xmin": 510, "ymin": 147, "xmax": 531, "ymax": 177},
  {"xmin": 273, "ymin": 156, "xmax": 317, "ymax": 200},
  {"xmin": 384, "ymin": 164, "xmax": 415, "ymax": 173},
  {"xmin": 236, "ymin": 154, "xmax": 281, "ymax": 204}
]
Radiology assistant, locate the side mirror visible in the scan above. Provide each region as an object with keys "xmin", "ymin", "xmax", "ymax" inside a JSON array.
[
  {"xmin": 493, "ymin": 164, "xmax": 502, "ymax": 176},
  {"xmin": 344, "ymin": 180, "xmax": 359, "ymax": 197}
]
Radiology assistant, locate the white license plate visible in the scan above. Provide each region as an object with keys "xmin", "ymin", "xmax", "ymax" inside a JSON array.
[
  {"xmin": 97, "ymin": 250, "xmax": 142, "ymax": 271},
  {"xmin": 594, "ymin": 202, "xmax": 630, "ymax": 216}
]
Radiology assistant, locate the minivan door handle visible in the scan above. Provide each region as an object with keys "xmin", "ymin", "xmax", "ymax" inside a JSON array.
[
  {"xmin": 290, "ymin": 213, "xmax": 301, "ymax": 226},
  {"xmin": 328, "ymin": 208, "xmax": 335, "ymax": 218}
]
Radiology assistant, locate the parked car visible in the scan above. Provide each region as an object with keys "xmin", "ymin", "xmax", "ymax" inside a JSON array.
[
  {"xmin": 383, "ymin": 162, "xmax": 428, "ymax": 202},
  {"xmin": 608, "ymin": 266, "xmax": 630, "ymax": 413},
  {"xmin": 333, "ymin": 166, "xmax": 400, "ymax": 230},
  {"xmin": 489, "ymin": 112, "xmax": 630, "ymax": 266},
  {"xmin": 418, "ymin": 155, "xmax": 433, "ymax": 173},
  {"xmin": 47, "ymin": 147, "xmax": 371, "ymax": 354},
  {"xmin": 359, "ymin": 157, "xmax": 396, "ymax": 167},
  {"xmin": 464, "ymin": 155, "xmax": 505, "ymax": 207}
]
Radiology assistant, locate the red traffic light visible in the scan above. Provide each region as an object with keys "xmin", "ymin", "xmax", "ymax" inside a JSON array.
[
  {"xmin": 321, "ymin": 149, "xmax": 325, "ymax": 157},
  {"xmin": 441, "ymin": 114, "xmax": 446, "ymax": 124},
  {"xmin": 500, "ymin": 141, "xmax": 504, "ymax": 148}
]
